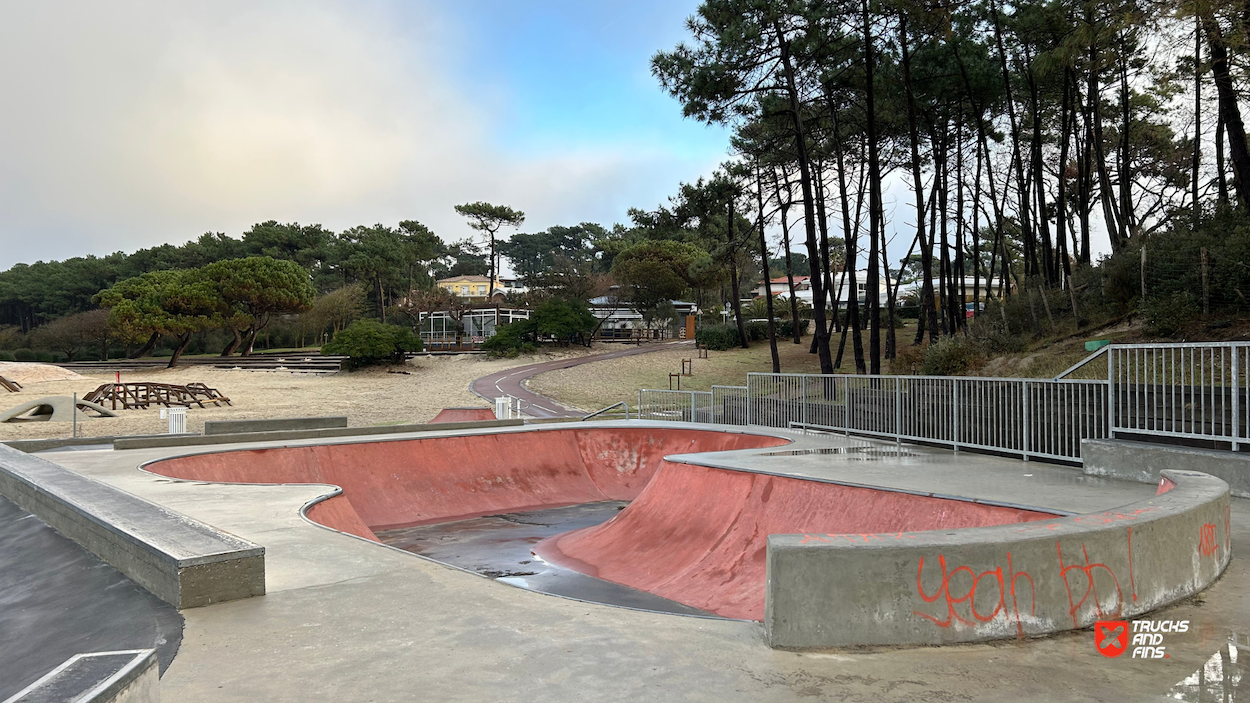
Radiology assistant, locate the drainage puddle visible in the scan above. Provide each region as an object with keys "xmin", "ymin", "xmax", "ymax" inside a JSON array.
[
  {"xmin": 375, "ymin": 502, "xmax": 714, "ymax": 617},
  {"xmin": 761, "ymin": 446, "xmax": 919, "ymax": 459}
]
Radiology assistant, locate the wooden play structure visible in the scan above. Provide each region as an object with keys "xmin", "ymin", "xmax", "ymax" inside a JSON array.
[
  {"xmin": 0, "ymin": 375, "xmax": 21, "ymax": 393},
  {"xmin": 83, "ymin": 382, "xmax": 232, "ymax": 410}
]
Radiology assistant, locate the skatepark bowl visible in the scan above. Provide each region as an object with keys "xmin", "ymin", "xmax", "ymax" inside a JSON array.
[{"xmin": 142, "ymin": 423, "xmax": 1232, "ymax": 649}]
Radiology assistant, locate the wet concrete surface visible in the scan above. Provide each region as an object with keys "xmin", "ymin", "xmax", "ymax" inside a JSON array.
[
  {"xmin": 0, "ymin": 494, "xmax": 183, "ymax": 700},
  {"xmin": 377, "ymin": 502, "xmax": 714, "ymax": 617}
]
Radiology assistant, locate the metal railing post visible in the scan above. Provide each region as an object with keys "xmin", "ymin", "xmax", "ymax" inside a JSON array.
[
  {"xmin": 746, "ymin": 374, "xmax": 753, "ymax": 427},
  {"xmin": 845, "ymin": 379, "xmax": 852, "ymax": 438},
  {"xmin": 1107, "ymin": 348, "xmax": 1115, "ymax": 439},
  {"xmin": 894, "ymin": 377, "xmax": 902, "ymax": 448},
  {"xmin": 1233, "ymin": 347, "xmax": 1242, "ymax": 451},
  {"xmin": 953, "ymin": 380, "xmax": 960, "ymax": 453},
  {"xmin": 637, "ymin": 389, "xmax": 643, "ymax": 420},
  {"xmin": 1022, "ymin": 381, "xmax": 1031, "ymax": 462}
]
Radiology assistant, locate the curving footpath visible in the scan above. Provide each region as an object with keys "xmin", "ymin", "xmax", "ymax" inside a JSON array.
[{"xmin": 470, "ymin": 341, "xmax": 692, "ymax": 418}]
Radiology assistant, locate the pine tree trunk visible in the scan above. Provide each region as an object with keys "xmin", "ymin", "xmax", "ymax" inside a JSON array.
[
  {"xmin": 167, "ymin": 332, "xmax": 193, "ymax": 369},
  {"xmin": 862, "ymin": 1, "xmax": 883, "ymax": 373},
  {"xmin": 902, "ymin": 21, "xmax": 937, "ymax": 347},
  {"xmin": 220, "ymin": 328, "xmax": 242, "ymax": 357},
  {"xmin": 756, "ymin": 161, "xmax": 780, "ymax": 373},
  {"xmin": 728, "ymin": 203, "xmax": 749, "ymax": 350},
  {"xmin": 1202, "ymin": 14, "xmax": 1250, "ymax": 207},
  {"xmin": 128, "ymin": 332, "xmax": 159, "ymax": 359},
  {"xmin": 776, "ymin": 27, "xmax": 832, "ymax": 372}
]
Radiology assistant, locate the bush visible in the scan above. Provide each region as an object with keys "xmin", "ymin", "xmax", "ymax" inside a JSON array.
[
  {"xmin": 322, "ymin": 320, "xmax": 422, "ymax": 368},
  {"xmin": 1141, "ymin": 292, "xmax": 1199, "ymax": 337},
  {"xmin": 921, "ymin": 335, "xmax": 983, "ymax": 376},
  {"xmin": 696, "ymin": 323, "xmax": 740, "ymax": 350},
  {"xmin": 966, "ymin": 315, "xmax": 1026, "ymax": 354},
  {"xmin": 696, "ymin": 320, "xmax": 810, "ymax": 351},
  {"xmin": 532, "ymin": 298, "xmax": 597, "ymax": 345},
  {"xmin": 13, "ymin": 348, "xmax": 35, "ymax": 362},
  {"xmin": 0, "ymin": 350, "xmax": 14, "ymax": 361},
  {"xmin": 481, "ymin": 320, "xmax": 538, "ymax": 358}
]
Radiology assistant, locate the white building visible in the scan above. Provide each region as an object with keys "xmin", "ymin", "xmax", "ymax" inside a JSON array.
[{"xmin": 753, "ymin": 270, "xmax": 889, "ymax": 308}]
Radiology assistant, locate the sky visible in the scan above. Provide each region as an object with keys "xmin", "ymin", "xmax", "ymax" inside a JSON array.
[{"xmin": 0, "ymin": 0, "xmax": 731, "ymax": 270}]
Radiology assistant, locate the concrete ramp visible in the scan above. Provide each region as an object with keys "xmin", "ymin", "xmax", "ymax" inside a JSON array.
[
  {"xmin": 429, "ymin": 407, "xmax": 497, "ymax": 423},
  {"xmin": 146, "ymin": 427, "xmax": 789, "ymax": 541},
  {"xmin": 533, "ymin": 461, "xmax": 1059, "ymax": 620}
]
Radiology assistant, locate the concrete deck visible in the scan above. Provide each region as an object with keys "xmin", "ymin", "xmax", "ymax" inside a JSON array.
[{"xmin": 36, "ymin": 424, "xmax": 1250, "ymax": 702}]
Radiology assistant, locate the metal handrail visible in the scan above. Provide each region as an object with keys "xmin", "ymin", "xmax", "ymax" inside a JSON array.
[
  {"xmin": 582, "ymin": 401, "xmax": 630, "ymax": 421},
  {"xmin": 1054, "ymin": 345, "xmax": 1109, "ymax": 381}
]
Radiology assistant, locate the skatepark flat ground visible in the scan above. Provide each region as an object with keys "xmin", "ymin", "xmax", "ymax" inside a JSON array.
[{"xmin": 35, "ymin": 425, "xmax": 1250, "ymax": 702}]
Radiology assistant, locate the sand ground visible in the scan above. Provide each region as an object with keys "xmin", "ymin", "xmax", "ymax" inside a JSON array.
[
  {"xmin": 0, "ymin": 349, "xmax": 597, "ymax": 441},
  {"xmin": 527, "ymin": 340, "xmax": 828, "ymax": 412}
]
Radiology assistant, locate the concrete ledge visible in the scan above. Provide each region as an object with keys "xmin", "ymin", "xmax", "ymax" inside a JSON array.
[
  {"xmin": 1082, "ymin": 438, "xmax": 1250, "ymax": 498},
  {"xmin": 0, "ymin": 444, "xmax": 264, "ymax": 609},
  {"xmin": 113, "ymin": 418, "xmax": 525, "ymax": 450},
  {"xmin": 204, "ymin": 416, "xmax": 348, "ymax": 435},
  {"xmin": 3, "ymin": 435, "xmax": 197, "ymax": 453},
  {"xmin": 765, "ymin": 469, "xmax": 1231, "ymax": 648},
  {"xmin": 2, "ymin": 649, "xmax": 158, "ymax": 703}
]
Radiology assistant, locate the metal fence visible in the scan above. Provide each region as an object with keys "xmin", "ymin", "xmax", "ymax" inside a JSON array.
[
  {"xmin": 637, "ymin": 389, "xmax": 712, "ymax": 423},
  {"xmin": 743, "ymin": 373, "xmax": 1108, "ymax": 462},
  {"xmin": 636, "ymin": 342, "xmax": 1249, "ymax": 461},
  {"xmin": 711, "ymin": 385, "xmax": 749, "ymax": 425},
  {"xmin": 1109, "ymin": 343, "xmax": 1248, "ymax": 450}
]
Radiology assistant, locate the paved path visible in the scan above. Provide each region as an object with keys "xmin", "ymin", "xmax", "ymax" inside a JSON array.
[{"xmin": 471, "ymin": 341, "xmax": 692, "ymax": 418}]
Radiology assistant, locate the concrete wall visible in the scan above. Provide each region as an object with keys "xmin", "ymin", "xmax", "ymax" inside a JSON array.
[
  {"xmin": 2, "ymin": 435, "xmax": 191, "ymax": 453},
  {"xmin": 1082, "ymin": 438, "xmax": 1250, "ymax": 498},
  {"xmin": 765, "ymin": 469, "xmax": 1231, "ymax": 648},
  {"xmin": 113, "ymin": 418, "xmax": 524, "ymax": 450},
  {"xmin": 203, "ymin": 416, "xmax": 348, "ymax": 435},
  {"xmin": 4, "ymin": 650, "xmax": 159, "ymax": 703},
  {"xmin": 0, "ymin": 444, "xmax": 264, "ymax": 609}
]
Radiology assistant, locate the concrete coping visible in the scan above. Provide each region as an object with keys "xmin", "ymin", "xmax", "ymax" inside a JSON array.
[
  {"xmin": 1082, "ymin": 437, "xmax": 1250, "ymax": 499},
  {"xmin": 114, "ymin": 418, "xmax": 526, "ymax": 450},
  {"xmin": 203, "ymin": 416, "xmax": 349, "ymax": 435},
  {"xmin": 1, "ymin": 649, "xmax": 157, "ymax": 703},
  {"xmin": 0, "ymin": 444, "xmax": 264, "ymax": 608},
  {"xmin": 765, "ymin": 469, "xmax": 1232, "ymax": 648},
  {"xmin": 3, "ymin": 434, "xmax": 197, "ymax": 454}
]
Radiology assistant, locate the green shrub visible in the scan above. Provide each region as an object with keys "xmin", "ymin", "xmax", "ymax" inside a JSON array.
[
  {"xmin": 322, "ymin": 320, "xmax": 422, "ymax": 368},
  {"xmin": 966, "ymin": 316, "xmax": 1026, "ymax": 354},
  {"xmin": 481, "ymin": 320, "xmax": 539, "ymax": 358},
  {"xmin": 697, "ymin": 320, "xmax": 809, "ymax": 350},
  {"xmin": 0, "ymin": 350, "xmax": 14, "ymax": 361},
  {"xmin": 1141, "ymin": 292, "xmax": 1199, "ymax": 337},
  {"xmin": 13, "ymin": 348, "xmax": 35, "ymax": 362},
  {"xmin": 696, "ymin": 323, "xmax": 740, "ymax": 350},
  {"xmin": 921, "ymin": 335, "xmax": 983, "ymax": 376},
  {"xmin": 532, "ymin": 298, "xmax": 597, "ymax": 344}
]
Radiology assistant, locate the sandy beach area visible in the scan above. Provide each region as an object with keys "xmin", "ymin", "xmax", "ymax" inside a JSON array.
[{"xmin": 0, "ymin": 349, "xmax": 596, "ymax": 441}]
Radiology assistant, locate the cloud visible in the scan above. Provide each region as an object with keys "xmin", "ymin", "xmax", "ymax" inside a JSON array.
[{"xmin": 0, "ymin": 0, "xmax": 724, "ymax": 269}]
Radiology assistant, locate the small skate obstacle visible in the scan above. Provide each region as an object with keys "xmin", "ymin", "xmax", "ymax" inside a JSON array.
[
  {"xmin": 0, "ymin": 375, "xmax": 21, "ymax": 392},
  {"xmin": 0, "ymin": 396, "xmax": 118, "ymax": 423},
  {"xmin": 84, "ymin": 382, "xmax": 231, "ymax": 410}
]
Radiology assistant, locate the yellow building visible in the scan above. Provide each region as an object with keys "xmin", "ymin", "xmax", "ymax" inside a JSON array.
[{"xmin": 437, "ymin": 275, "xmax": 496, "ymax": 301}]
